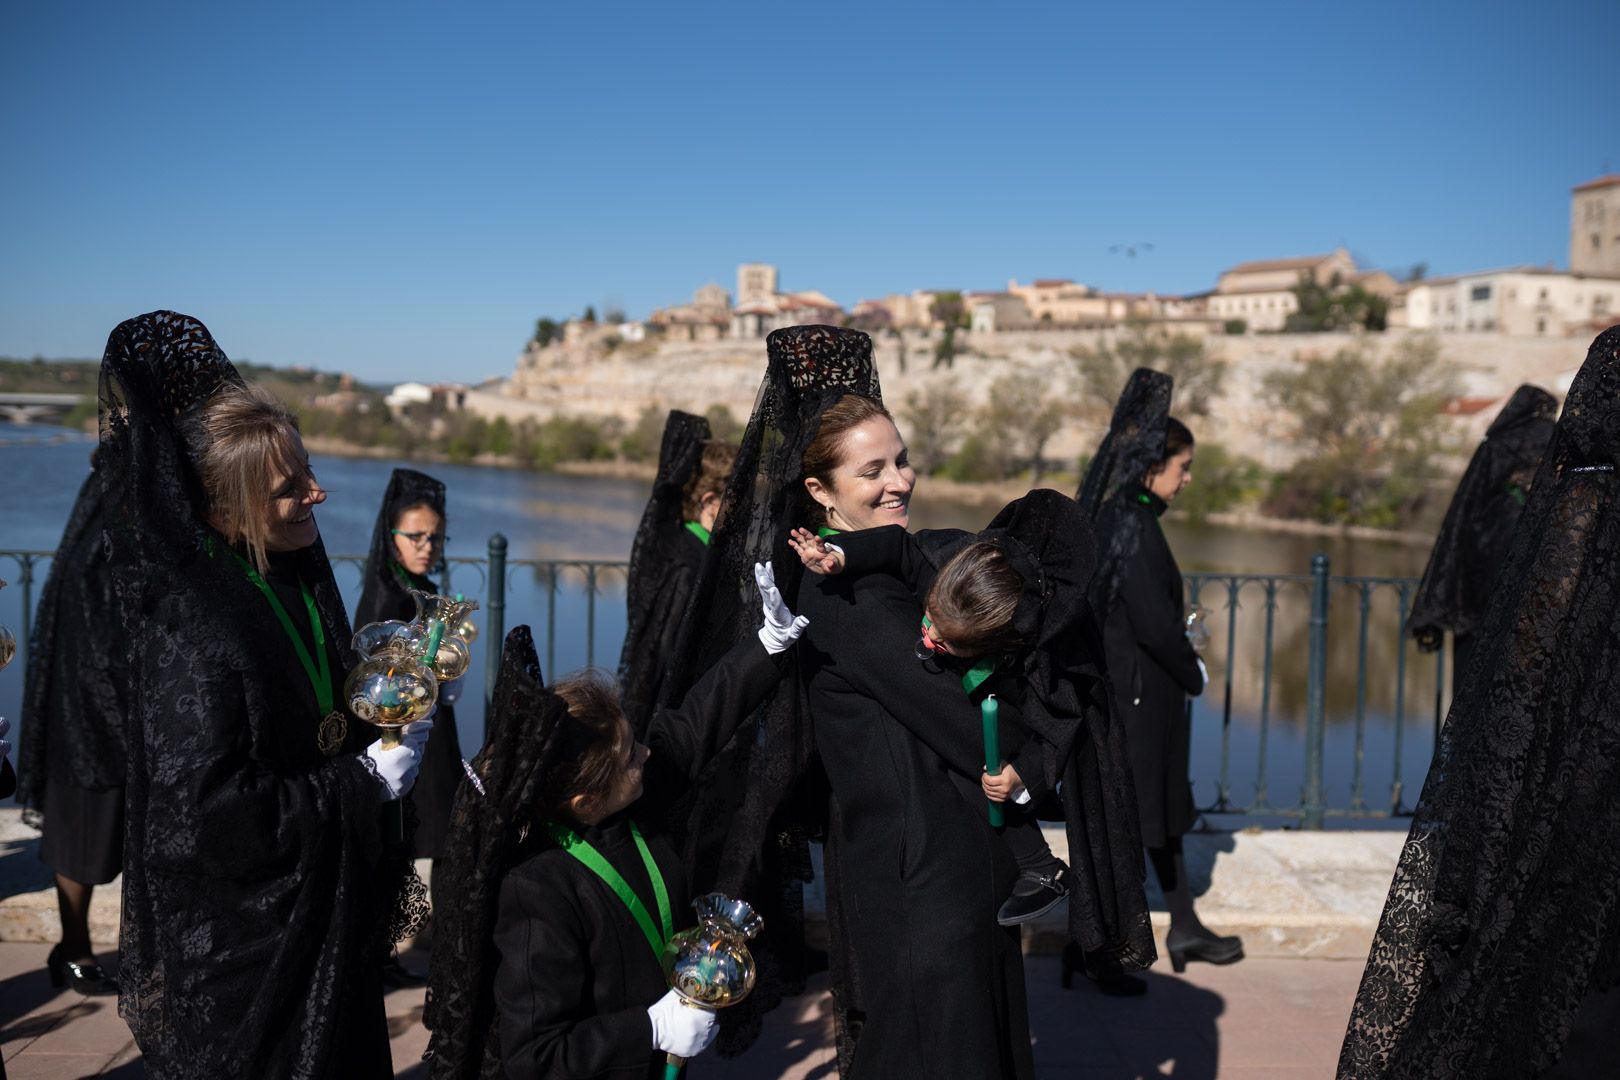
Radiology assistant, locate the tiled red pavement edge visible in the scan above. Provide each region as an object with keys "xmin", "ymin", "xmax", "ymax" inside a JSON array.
[{"xmin": 0, "ymin": 942, "xmax": 1362, "ymax": 1078}]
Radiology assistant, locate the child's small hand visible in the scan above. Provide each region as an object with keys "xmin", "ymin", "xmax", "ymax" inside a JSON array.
[
  {"xmin": 982, "ymin": 762, "xmax": 1025, "ymax": 804},
  {"xmin": 789, "ymin": 527, "xmax": 845, "ymax": 575}
]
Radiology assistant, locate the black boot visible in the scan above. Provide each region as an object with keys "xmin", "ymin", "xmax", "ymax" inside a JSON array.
[
  {"xmin": 1165, "ymin": 926, "xmax": 1243, "ymax": 973},
  {"xmin": 997, "ymin": 862, "xmax": 1069, "ymax": 926}
]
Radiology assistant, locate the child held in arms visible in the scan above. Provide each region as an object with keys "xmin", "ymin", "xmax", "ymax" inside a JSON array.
[{"xmin": 791, "ymin": 515, "xmax": 1077, "ymax": 926}]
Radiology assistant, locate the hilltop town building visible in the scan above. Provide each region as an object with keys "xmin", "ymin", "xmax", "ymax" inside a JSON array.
[
  {"xmin": 1206, "ymin": 249, "xmax": 1396, "ymax": 330},
  {"xmin": 737, "ymin": 263, "xmax": 778, "ymax": 306},
  {"xmin": 1402, "ymin": 268, "xmax": 1620, "ymax": 337},
  {"xmin": 1572, "ymin": 174, "xmax": 1620, "ymax": 277}
]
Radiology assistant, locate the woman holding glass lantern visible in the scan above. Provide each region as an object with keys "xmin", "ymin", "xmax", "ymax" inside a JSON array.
[{"xmin": 102, "ymin": 311, "xmax": 430, "ymax": 1076}]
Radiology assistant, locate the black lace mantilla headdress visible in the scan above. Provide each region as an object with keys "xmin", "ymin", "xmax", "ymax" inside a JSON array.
[
  {"xmin": 619, "ymin": 410, "xmax": 712, "ymax": 732},
  {"xmin": 660, "ymin": 324, "xmax": 879, "ymax": 1057},
  {"xmin": 1406, "ymin": 384, "xmax": 1558, "ymax": 651},
  {"xmin": 426, "ymin": 624, "xmax": 590, "ymax": 1079},
  {"xmin": 974, "ymin": 490, "xmax": 1156, "ymax": 967},
  {"xmin": 1077, "ymin": 367, "xmax": 1174, "ymax": 613},
  {"xmin": 1339, "ymin": 327, "xmax": 1620, "ymax": 1077},
  {"xmin": 355, "ymin": 467, "xmax": 448, "ymax": 628}
]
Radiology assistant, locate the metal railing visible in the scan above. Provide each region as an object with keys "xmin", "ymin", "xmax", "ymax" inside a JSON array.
[{"xmin": 1, "ymin": 540, "xmax": 1444, "ymax": 828}]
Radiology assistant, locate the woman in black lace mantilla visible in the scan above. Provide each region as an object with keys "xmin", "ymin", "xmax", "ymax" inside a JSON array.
[
  {"xmin": 1339, "ymin": 327, "xmax": 1620, "ymax": 1078},
  {"xmin": 1406, "ymin": 383, "xmax": 1557, "ymax": 680},
  {"xmin": 103, "ymin": 311, "xmax": 430, "ymax": 1078}
]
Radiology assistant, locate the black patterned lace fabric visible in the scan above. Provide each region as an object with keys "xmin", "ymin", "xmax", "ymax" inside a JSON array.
[
  {"xmin": 101, "ymin": 311, "xmax": 406, "ymax": 1077},
  {"xmin": 658, "ymin": 324, "xmax": 879, "ymax": 1066},
  {"xmin": 1076, "ymin": 367, "xmax": 1174, "ymax": 617},
  {"xmin": 425, "ymin": 626, "xmax": 572, "ymax": 1079},
  {"xmin": 1407, "ymin": 384, "xmax": 1558, "ymax": 652},
  {"xmin": 17, "ymin": 467, "xmax": 128, "ymax": 825},
  {"xmin": 1338, "ymin": 327, "xmax": 1620, "ymax": 1077},
  {"xmin": 354, "ymin": 467, "xmax": 447, "ymax": 628},
  {"xmin": 618, "ymin": 410, "xmax": 711, "ymax": 735}
]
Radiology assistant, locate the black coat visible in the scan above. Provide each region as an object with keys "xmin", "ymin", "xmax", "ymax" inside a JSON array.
[
  {"xmin": 797, "ymin": 568, "xmax": 1035, "ymax": 1080},
  {"xmin": 619, "ymin": 523, "xmax": 707, "ymax": 733},
  {"xmin": 492, "ymin": 640, "xmax": 783, "ymax": 1080},
  {"xmin": 1097, "ymin": 489, "xmax": 1204, "ymax": 848}
]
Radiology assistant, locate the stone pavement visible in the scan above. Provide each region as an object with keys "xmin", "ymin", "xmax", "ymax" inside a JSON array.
[{"xmin": 0, "ymin": 939, "xmax": 1364, "ymax": 1078}]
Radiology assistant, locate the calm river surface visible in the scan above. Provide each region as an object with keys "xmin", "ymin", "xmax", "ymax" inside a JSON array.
[{"xmin": 0, "ymin": 422, "xmax": 1441, "ymax": 825}]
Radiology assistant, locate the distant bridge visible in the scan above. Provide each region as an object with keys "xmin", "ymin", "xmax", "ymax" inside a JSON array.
[{"xmin": 0, "ymin": 393, "xmax": 86, "ymax": 424}]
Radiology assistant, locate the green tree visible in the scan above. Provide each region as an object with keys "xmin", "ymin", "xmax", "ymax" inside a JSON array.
[
  {"xmin": 899, "ymin": 379, "xmax": 971, "ymax": 474},
  {"xmin": 487, "ymin": 415, "xmax": 514, "ymax": 457},
  {"xmin": 532, "ymin": 318, "xmax": 563, "ymax": 348},
  {"xmin": 929, "ymin": 291, "xmax": 969, "ymax": 370},
  {"xmin": 983, "ymin": 372, "xmax": 1066, "ymax": 483},
  {"xmin": 582, "ymin": 305, "xmax": 598, "ymax": 323},
  {"xmin": 1069, "ymin": 320, "xmax": 1228, "ymax": 419},
  {"xmin": 620, "ymin": 404, "xmax": 666, "ymax": 462},
  {"xmin": 1286, "ymin": 273, "xmax": 1389, "ymax": 332},
  {"xmin": 704, "ymin": 403, "xmax": 743, "ymax": 443},
  {"xmin": 1260, "ymin": 337, "xmax": 1460, "ymax": 527},
  {"xmin": 1173, "ymin": 442, "xmax": 1266, "ymax": 522}
]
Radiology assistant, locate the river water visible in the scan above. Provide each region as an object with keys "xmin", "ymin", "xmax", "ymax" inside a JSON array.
[{"xmin": 0, "ymin": 421, "xmax": 1441, "ymax": 825}]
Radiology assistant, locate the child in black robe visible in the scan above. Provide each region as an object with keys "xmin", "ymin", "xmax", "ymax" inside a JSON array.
[{"xmin": 425, "ymin": 563, "xmax": 807, "ymax": 1080}]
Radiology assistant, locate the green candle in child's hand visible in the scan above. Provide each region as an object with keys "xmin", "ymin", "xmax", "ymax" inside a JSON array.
[{"xmin": 982, "ymin": 695, "xmax": 1004, "ymax": 827}]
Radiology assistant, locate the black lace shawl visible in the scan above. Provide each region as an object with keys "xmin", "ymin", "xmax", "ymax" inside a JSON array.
[
  {"xmin": 618, "ymin": 410, "xmax": 711, "ymax": 735},
  {"xmin": 1407, "ymin": 384, "xmax": 1558, "ymax": 651},
  {"xmin": 101, "ymin": 311, "xmax": 400, "ymax": 1077},
  {"xmin": 1076, "ymin": 368, "xmax": 1174, "ymax": 616},
  {"xmin": 977, "ymin": 490, "xmax": 1156, "ymax": 969},
  {"xmin": 1338, "ymin": 327, "xmax": 1620, "ymax": 1078},
  {"xmin": 354, "ymin": 467, "xmax": 447, "ymax": 629},
  {"xmin": 425, "ymin": 626, "xmax": 570, "ymax": 1079},
  {"xmin": 659, "ymin": 325, "xmax": 880, "ymax": 1060},
  {"xmin": 17, "ymin": 466, "xmax": 128, "ymax": 824}
]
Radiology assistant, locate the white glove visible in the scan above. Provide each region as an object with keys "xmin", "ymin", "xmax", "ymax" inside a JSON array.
[
  {"xmin": 439, "ymin": 676, "xmax": 465, "ymax": 706},
  {"xmin": 755, "ymin": 562, "xmax": 809, "ymax": 655},
  {"xmin": 1196, "ymin": 657, "xmax": 1210, "ymax": 691},
  {"xmin": 0, "ymin": 715, "xmax": 10, "ymax": 759},
  {"xmin": 365, "ymin": 718, "xmax": 433, "ymax": 801},
  {"xmin": 647, "ymin": 990, "xmax": 718, "ymax": 1058}
]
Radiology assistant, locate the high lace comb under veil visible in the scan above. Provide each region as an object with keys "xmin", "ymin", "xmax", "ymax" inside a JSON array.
[
  {"xmin": 1076, "ymin": 366, "xmax": 1173, "ymax": 518},
  {"xmin": 1406, "ymin": 383, "xmax": 1559, "ymax": 652},
  {"xmin": 1338, "ymin": 326, "xmax": 1620, "ymax": 1078}
]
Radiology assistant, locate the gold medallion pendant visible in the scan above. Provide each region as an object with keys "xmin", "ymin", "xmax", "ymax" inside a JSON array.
[{"xmin": 318, "ymin": 710, "xmax": 348, "ymax": 757}]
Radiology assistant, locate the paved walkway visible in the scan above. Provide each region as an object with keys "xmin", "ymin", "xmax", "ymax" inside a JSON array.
[{"xmin": 0, "ymin": 941, "xmax": 1363, "ymax": 1079}]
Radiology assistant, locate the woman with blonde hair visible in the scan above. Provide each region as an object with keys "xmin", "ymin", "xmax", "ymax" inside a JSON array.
[{"xmin": 103, "ymin": 311, "xmax": 430, "ymax": 1077}]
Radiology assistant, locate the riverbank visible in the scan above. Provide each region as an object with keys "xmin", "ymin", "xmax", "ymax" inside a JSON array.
[{"xmin": 300, "ymin": 434, "xmax": 1434, "ymax": 547}]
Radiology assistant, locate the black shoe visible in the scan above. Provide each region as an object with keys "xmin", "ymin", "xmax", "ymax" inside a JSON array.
[
  {"xmin": 381, "ymin": 955, "xmax": 428, "ymax": 989},
  {"xmin": 47, "ymin": 944, "xmax": 118, "ymax": 996},
  {"xmin": 1061, "ymin": 943, "xmax": 1147, "ymax": 997},
  {"xmin": 1165, "ymin": 927, "xmax": 1244, "ymax": 973},
  {"xmin": 997, "ymin": 865, "xmax": 1069, "ymax": 926}
]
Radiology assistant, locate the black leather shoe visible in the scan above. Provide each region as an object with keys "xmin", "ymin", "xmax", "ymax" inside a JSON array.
[
  {"xmin": 997, "ymin": 866, "xmax": 1069, "ymax": 926},
  {"xmin": 1061, "ymin": 943, "xmax": 1148, "ymax": 997},
  {"xmin": 1166, "ymin": 927, "xmax": 1244, "ymax": 972},
  {"xmin": 47, "ymin": 944, "xmax": 118, "ymax": 996}
]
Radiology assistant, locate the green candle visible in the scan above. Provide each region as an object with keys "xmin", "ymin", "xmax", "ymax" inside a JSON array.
[
  {"xmin": 983, "ymin": 694, "xmax": 1004, "ymax": 827},
  {"xmin": 422, "ymin": 619, "xmax": 446, "ymax": 673}
]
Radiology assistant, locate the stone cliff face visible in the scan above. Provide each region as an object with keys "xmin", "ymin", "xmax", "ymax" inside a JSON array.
[{"xmin": 492, "ymin": 328, "xmax": 1585, "ymax": 469}]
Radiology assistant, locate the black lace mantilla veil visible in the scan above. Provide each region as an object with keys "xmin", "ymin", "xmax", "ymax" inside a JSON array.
[
  {"xmin": 425, "ymin": 626, "xmax": 564, "ymax": 1079},
  {"xmin": 355, "ymin": 467, "xmax": 448, "ymax": 628},
  {"xmin": 16, "ymin": 465, "xmax": 127, "ymax": 826},
  {"xmin": 659, "ymin": 325, "xmax": 881, "ymax": 1060},
  {"xmin": 1338, "ymin": 327, "xmax": 1620, "ymax": 1078},
  {"xmin": 101, "ymin": 311, "xmax": 415, "ymax": 1076},
  {"xmin": 1076, "ymin": 367, "xmax": 1174, "ymax": 613},
  {"xmin": 977, "ymin": 490, "xmax": 1156, "ymax": 969},
  {"xmin": 1406, "ymin": 383, "xmax": 1558, "ymax": 652},
  {"xmin": 619, "ymin": 409, "xmax": 712, "ymax": 735}
]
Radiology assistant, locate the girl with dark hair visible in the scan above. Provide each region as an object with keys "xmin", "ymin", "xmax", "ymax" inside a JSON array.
[
  {"xmin": 423, "ymin": 563, "xmax": 807, "ymax": 1080},
  {"xmin": 16, "ymin": 459, "xmax": 125, "ymax": 995},
  {"xmin": 355, "ymin": 467, "xmax": 465, "ymax": 984},
  {"xmin": 618, "ymin": 410, "xmax": 738, "ymax": 735},
  {"xmin": 1079, "ymin": 369, "xmax": 1238, "ymax": 983},
  {"xmin": 101, "ymin": 311, "xmax": 431, "ymax": 1076}
]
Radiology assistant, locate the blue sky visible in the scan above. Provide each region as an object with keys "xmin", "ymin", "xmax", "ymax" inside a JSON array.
[{"xmin": 2, "ymin": 0, "xmax": 1615, "ymax": 383}]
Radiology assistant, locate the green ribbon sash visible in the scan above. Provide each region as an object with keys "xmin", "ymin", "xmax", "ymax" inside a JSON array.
[
  {"xmin": 544, "ymin": 819, "xmax": 673, "ymax": 967},
  {"xmin": 226, "ymin": 550, "xmax": 334, "ymax": 716},
  {"xmin": 683, "ymin": 520, "xmax": 712, "ymax": 546}
]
